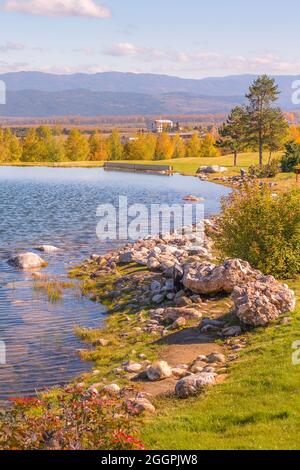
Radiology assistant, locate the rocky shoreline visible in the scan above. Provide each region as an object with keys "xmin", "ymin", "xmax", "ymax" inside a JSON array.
[{"xmin": 68, "ymin": 219, "xmax": 295, "ymax": 415}]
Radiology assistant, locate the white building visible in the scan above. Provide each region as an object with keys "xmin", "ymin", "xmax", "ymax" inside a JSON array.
[{"xmin": 151, "ymin": 119, "xmax": 174, "ymax": 133}]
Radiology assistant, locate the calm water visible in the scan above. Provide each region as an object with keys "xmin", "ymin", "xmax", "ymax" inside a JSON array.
[{"xmin": 0, "ymin": 167, "xmax": 230, "ymax": 399}]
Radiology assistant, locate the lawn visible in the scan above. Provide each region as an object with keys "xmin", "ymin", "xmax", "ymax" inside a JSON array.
[
  {"xmin": 141, "ymin": 278, "xmax": 300, "ymax": 450},
  {"xmin": 0, "ymin": 151, "xmax": 282, "ymax": 174}
]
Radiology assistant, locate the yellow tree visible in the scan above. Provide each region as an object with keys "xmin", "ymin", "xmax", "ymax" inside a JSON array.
[
  {"xmin": 154, "ymin": 133, "xmax": 174, "ymax": 160},
  {"xmin": 65, "ymin": 129, "xmax": 90, "ymax": 161},
  {"xmin": 172, "ymin": 134, "xmax": 186, "ymax": 159},
  {"xmin": 185, "ymin": 133, "xmax": 201, "ymax": 158},
  {"xmin": 199, "ymin": 133, "xmax": 220, "ymax": 158},
  {"xmin": 89, "ymin": 133, "xmax": 108, "ymax": 161},
  {"xmin": 107, "ymin": 130, "xmax": 123, "ymax": 161}
]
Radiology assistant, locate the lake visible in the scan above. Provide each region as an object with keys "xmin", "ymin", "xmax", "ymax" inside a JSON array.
[{"xmin": 0, "ymin": 167, "xmax": 230, "ymax": 399}]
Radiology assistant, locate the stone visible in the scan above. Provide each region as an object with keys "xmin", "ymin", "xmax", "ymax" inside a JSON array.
[
  {"xmin": 146, "ymin": 361, "xmax": 173, "ymax": 381},
  {"xmin": 102, "ymin": 384, "xmax": 121, "ymax": 395},
  {"xmin": 147, "ymin": 257, "xmax": 160, "ymax": 270},
  {"xmin": 126, "ymin": 398, "xmax": 156, "ymax": 415},
  {"xmin": 172, "ymin": 368, "xmax": 189, "ymax": 379},
  {"xmin": 232, "ymin": 275, "xmax": 296, "ymax": 327},
  {"xmin": 36, "ymin": 245, "xmax": 59, "ymax": 253},
  {"xmin": 183, "ymin": 259, "xmax": 259, "ymax": 295},
  {"xmin": 152, "ymin": 294, "xmax": 165, "ymax": 304},
  {"xmin": 197, "ymin": 165, "xmax": 228, "ymax": 174},
  {"xmin": 124, "ymin": 362, "xmax": 143, "ymax": 373},
  {"xmin": 175, "ymin": 372, "xmax": 216, "ymax": 398},
  {"xmin": 162, "ymin": 306, "xmax": 202, "ymax": 323},
  {"xmin": 175, "ymin": 296, "xmax": 192, "ymax": 307},
  {"xmin": 183, "ymin": 195, "xmax": 202, "ymax": 202},
  {"xmin": 119, "ymin": 251, "xmax": 134, "ymax": 264},
  {"xmin": 221, "ymin": 326, "xmax": 242, "ymax": 337},
  {"xmin": 151, "ymin": 281, "xmax": 162, "ymax": 293},
  {"xmin": 8, "ymin": 252, "xmax": 47, "ymax": 270},
  {"xmin": 96, "ymin": 338, "xmax": 109, "ymax": 347},
  {"xmin": 207, "ymin": 353, "xmax": 226, "ymax": 364},
  {"xmin": 170, "ymin": 316, "xmax": 187, "ymax": 330}
]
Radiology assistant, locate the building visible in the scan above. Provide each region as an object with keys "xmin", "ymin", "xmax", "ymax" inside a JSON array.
[{"xmin": 151, "ymin": 119, "xmax": 174, "ymax": 133}]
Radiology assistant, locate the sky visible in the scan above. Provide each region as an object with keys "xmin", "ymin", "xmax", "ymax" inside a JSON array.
[{"xmin": 0, "ymin": 0, "xmax": 300, "ymax": 78}]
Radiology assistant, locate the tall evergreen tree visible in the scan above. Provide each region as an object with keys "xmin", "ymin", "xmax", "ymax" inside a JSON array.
[{"xmin": 245, "ymin": 75, "xmax": 284, "ymax": 165}]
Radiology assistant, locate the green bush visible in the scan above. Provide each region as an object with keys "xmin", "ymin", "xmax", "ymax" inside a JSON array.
[
  {"xmin": 281, "ymin": 142, "xmax": 300, "ymax": 172},
  {"xmin": 249, "ymin": 159, "xmax": 280, "ymax": 178},
  {"xmin": 213, "ymin": 183, "xmax": 300, "ymax": 278}
]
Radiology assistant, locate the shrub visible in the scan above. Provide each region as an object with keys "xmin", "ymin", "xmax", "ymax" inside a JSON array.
[
  {"xmin": 249, "ymin": 159, "xmax": 281, "ymax": 178},
  {"xmin": 0, "ymin": 388, "xmax": 144, "ymax": 450},
  {"xmin": 213, "ymin": 183, "xmax": 300, "ymax": 278},
  {"xmin": 281, "ymin": 142, "xmax": 300, "ymax": 172}
]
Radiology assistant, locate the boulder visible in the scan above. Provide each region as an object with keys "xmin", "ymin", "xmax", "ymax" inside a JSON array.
[
  {"xmin": 146, "ymin": 361, "xmax": 173, "ymax": 381},
  {"xmin": 124, "ymin": 362, "xmax": 143, "ymax": 373},
  {"xmin": 126, "ymin": 398, "xmax": 156, "ymax": 415},
  {"xmin": 175, "ymin": 372, "xmax": 216, "ymax": 398},
  {"xmin": 197, "ymin": 165, "xmax": 228, "ymax": 174},
  {"xmin": 207, "ymin": 353, "xmax": 226, "ymax": 364},
  {"xmin": 232, "ymin": 275, "xmax": 296, "ymax": 327},
  {"xmin": 36, "ymin": 245, "xmax": 59, "ymax": 253},
  {"xmin": 183, "ymin": 259, "xmax": 259, "ymax": 295},
  {"xmin": 8, "ymin": 252, "xmax": 47, "ymax": 270},
  {"xmin": 221, "ymin": 325, "xmax": 242, "ymax": 337},
  {"xmin": 102, "ymin": 384, "xmax": 120, "ymax": 396},
  {"xmin": 162, "ymin": 306, "xmax": 202, "ymax": 323},
  {"xmin": 119, "ymin": 251, "xmax": 134, "ymax": 264}
]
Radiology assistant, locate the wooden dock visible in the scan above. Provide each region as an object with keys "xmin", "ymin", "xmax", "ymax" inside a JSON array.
[{"xmin": 103, "ymin": 162, "xmax": 173, "ymax": 174}]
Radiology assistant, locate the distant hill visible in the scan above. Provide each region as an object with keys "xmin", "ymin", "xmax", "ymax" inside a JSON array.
[{"xmin": 0, "ymin": 72, "xmax": 299, "ymax": 116}]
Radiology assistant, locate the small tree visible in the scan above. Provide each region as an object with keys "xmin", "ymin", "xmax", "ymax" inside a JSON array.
[
  {"xmin": 185, "ymin": 133, "xmax": 201, "ymax": 158},
  {"xmin": 199, "ymin": 133, "xmax": 220, "ymax": 158},
  {"xmin": 281, "ymin": 142, "xmax": 300, "ymax": 172},
  {"xmin": 213, "ymin": 183, "xmax": 300, "ymax": 278},
  {"xmin": 107, "ymin": 130, "xmax": 123, "ymax": 161},
  {"xmin": 154, "ymin": 133, "xmax": 173, "ymax": 160},
  {"xmin": 172, "ymin": 134, "xmax": 186, "ymax": 159},
  {"xmin": 218, "ymin": 106, "xmax": 247, "ymax": 166},
  {"xmin": 244, "ymin": 75, "xmax": 286, "ymax": 166},
  {"xmin": 65, "ymin": 129, "xmax": 90, "ymax": 161}
]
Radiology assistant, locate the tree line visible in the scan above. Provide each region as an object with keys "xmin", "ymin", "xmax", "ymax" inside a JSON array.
[{"xmin": 0, "ymin": 126, "xmax": 220, "ymax": 163}]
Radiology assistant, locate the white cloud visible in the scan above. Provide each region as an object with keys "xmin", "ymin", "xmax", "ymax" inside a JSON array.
[
  {"xmin": 3, "ymin": 0, "xmax": 111, "ymax": 19},
  {"xmin": 0, "ymin": 41, "xmax": 25, "ymax": 52},
  {"xmin": 103, "ymin": 42, "xmax": 139, "ymax": 57}
]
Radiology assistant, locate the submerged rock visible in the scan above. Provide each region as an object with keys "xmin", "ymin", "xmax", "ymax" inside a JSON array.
[
  {"xmin": 8, "ymin": 252, "xmax": 47, "ymax": 270},
  {"xmin": 232, "ymin": 276, "xmax": 296, "ymax": 327},
  {"xmin": 36, "ymin": 245, "xmax": 59, "ymax": 253}
]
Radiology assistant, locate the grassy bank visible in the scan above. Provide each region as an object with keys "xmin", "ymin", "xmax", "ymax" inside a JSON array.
[
  {"xmin": 142, "ymin": 277, "xmax": 300, "ymax": 450},
  {"xmin": 0, "ymin": 151, "xmax": 281, "ymax": 173}
]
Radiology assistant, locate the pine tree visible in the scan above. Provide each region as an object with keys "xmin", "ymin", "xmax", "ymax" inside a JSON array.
[
  {"xmin": 245, "ymin": 75, "xmax": 284, "ymax": 166},
  {"xmin": 218, "ymin": 106, "xmax": 247, "ymax": 166}
]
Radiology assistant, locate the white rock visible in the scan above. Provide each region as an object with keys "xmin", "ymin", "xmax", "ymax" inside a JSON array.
[
  {"xmin": 36, "ymin": 245, "xmax": 59, "ymax": 253},
  {"xmin": 102, "ymin": 384, "xmax": 121, "ymax": 395},
  {"xmin": 8, "ymin": 252, "xmax": 47, "ymax": 270},
  {"xmin": 175, "ymin": 372, "xmax": 216, "ymax": 398},
  {"xmin": 146, "ymin": 361, "xmax": 173, "ymax": 381}
]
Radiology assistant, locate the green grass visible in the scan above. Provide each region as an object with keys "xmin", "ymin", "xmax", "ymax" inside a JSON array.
[
  {"xmin": 33, "ymin": 278, "xmax": 74, "ymax": 303},
  {"xmin": 141, "ymin": 278, "xmax": 300, "ymax": 450},
  {"xmin": 0, "ymin": 151, "xmax": 281, "ymax": 173}
]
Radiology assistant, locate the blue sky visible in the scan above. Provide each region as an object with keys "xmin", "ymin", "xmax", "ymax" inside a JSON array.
[{"xmin": 0, "ymin": 0, "xmax": 299, "ymax": 77}]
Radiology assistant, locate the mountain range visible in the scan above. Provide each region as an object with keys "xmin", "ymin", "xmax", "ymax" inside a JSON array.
[{"xmin": 0, "ymin": 72, "xmax": 299, "ymax": 117}]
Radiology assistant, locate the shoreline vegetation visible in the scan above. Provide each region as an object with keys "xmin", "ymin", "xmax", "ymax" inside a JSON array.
[{"xmin": 0, "ymin": 75, "xmax": 299, "ymax": 450}]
